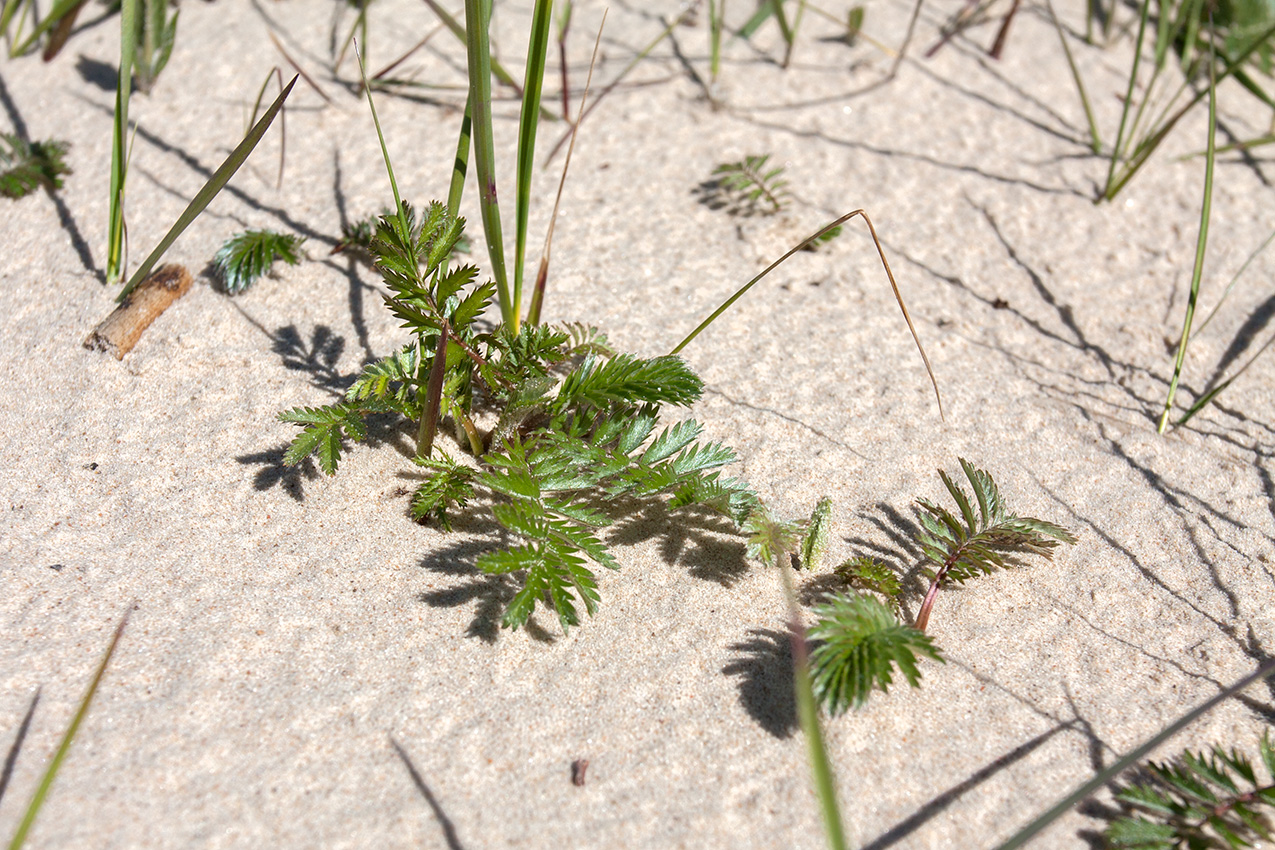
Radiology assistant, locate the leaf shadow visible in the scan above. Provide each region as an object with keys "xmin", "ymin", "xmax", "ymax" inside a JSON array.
[
  {"xmin": 413, "ymin": 510, "xmax": 557, "ymax": 644},
  {"xmin": 234, "ymin": 444, "xmax": 320, "ymax": 501},
  {"xmin": 722, "ymin": 627, "xmax": 797, "ymax": 739},
  {"xmin": 604, "ymin": 500, "xmax": 751, "ymax": 587}
]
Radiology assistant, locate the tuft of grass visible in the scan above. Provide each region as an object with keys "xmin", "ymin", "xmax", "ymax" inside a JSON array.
[
  {"xmin": 0, "ymin": 134, "xmax": 69, "ymax": 198},
  {"xmin": 105, "ymin": 0, "xmax": 138, "ymax": 286},
  {"xmin": 1157, "ymin": 32, "xmax": 1217, "ymax": 433},
  {"xmin": 212, "ymin": 230, "xmax": 305, "ymax": 295}
]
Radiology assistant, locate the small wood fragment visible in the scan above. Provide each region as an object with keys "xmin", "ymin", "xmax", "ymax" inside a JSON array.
[
  {"xmin": 83, "ymin": 264, "xmax": 192, "ymax": 360},
  {"xmin": 571, "ymin": 758, "xmax": 589, "ymax": 787}
]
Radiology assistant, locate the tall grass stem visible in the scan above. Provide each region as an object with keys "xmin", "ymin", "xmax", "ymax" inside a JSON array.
[
  {"xmin": 1158, "ymin": 39, "xmax": 1216, "ymax": 433},
  {"xmin": 463, "ymin": 0, "xmax": 513, "ymax": 329},
  {"xmin": 106, "ymin": 0, "xmax": 138, "ymax": 285},
  {"xmin": 512, "ymin": 0, "xmax": 554, "ymax": 328}
]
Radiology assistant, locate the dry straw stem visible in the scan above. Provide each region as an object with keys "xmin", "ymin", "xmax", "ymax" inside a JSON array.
[
  {"xmin": 84, "ymin": 264, "xmax": 192, "ymax": 359},
  {"xmin": 670, "ymin": 210, "xmax": 943, "ymax": 421}
]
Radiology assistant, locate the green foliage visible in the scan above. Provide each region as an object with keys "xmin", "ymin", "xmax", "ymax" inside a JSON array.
[
  {"xmin": 1106, "ymin": 733, "xmax": 1275, "ymax": 849},
  {"xmin": 709, "ymin": 154, "xmax": 790, "ymax": 215},
  {"xmin": 799, "ymin": 496, "xmax": 832, "ymax": 570},
  {"xmin": 213, "ymin": 229, "xmax": 305, "ymax": 294},
  {"xmin": 912, "ymin": 458, "xmax": 1076, "ymax": 630},
  {"xmin": 0, "ymin": 134, "xmax": 70, "ymax": 199},
  {"xmin": 916, "ymin": 458, "xmax": 1078, "ymax": 587},
  {"xmin": 744, "ymin": 506, "xmax": 801, "ymax": 568},
  {"xmin": 836, "ymin": 555, "xmax": 901, "ymax": 604},
  {"xmin": 808, "ymin": 593, "xmax": 943, "ymax": 714},
  {"xmin": 281, "ymin": 202, "xmax": 758, "ymax": 632},
  {"xmin": 803, "ymin": 460, "xmax": 1072, "ymax": 714}
]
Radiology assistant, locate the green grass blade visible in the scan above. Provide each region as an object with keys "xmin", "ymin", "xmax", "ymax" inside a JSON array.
[
  {"xmin": 463, "ymin": 0, "xmax": 513, "ymax": 329},
  {"xmin": 992, "ymin": 658, "xmax": 1275, "ymax": 850},
  {"xmin": 738, "ymin": 0, "xmax": 777, "ymax": 40},
  {"xmin": 447, "ymin": 92, "xmax": 472, "ymax": 218},
  {"xmin": 777, "ymin": 553, "xmax": 847, "ymax": 850},
  {"xmin": 117, "ymin": 75, "xmax": 297, "ymax": 301},
  {"xmin": 513, "ymin": 0, "xmax": 554, "ymax": 330},
  {"xmin": 354, "ymin": 43, "xmax": 405, "ymax": 233},
  {"xmin": 1102, "ymin": 0, "xmax": 1153, "ymax": 200},
  {"xmin": 8, "ymin": 609, "xmax": 131, "ymax": 850},
  {"xmin": 782, "ymin": 0, "xmax": 808, "ymax": 68},
  {"xmin": 421, "ymin": 0, "xmax": 556, "ymax": 122},
  {"xmin": 1158, "ymin": 38, "xmax": 1216, "ymax": 433},
  {"xmin": 105, "ymin": 0, "xmax": 138, "ymax": 286},
  {"xmin": 1046, "ymin": 0, "xmax": 1100, "ymax": 154},
  {"xmin": 708, "ymin": 0, "xmax": 723, "ymax": 82},
  {"xmin": 1, "ymin": 0, "xmax": 28, "ymax": 48}
]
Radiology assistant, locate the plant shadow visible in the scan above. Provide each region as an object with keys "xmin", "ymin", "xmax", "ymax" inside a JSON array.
[
  {"xmin": 722, "ymin": 627, "xmax": 797, "ymax": 739},
  {"xmin": 413, "ymin": 495, "xmax": 753, "ymax": 642}
]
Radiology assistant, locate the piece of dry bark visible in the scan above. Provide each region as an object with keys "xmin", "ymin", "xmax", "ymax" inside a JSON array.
[
  {"xmin": 571, "ymin": 758, "xmax": 589, "ymax": 787},
  {"xmin": 83, "ymin": 264, "xmax": 192, "ymax": 360}
]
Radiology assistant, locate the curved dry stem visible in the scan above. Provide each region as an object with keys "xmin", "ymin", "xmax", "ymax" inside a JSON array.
[{"xmin": 671, "ymin": 210, "xmax": 943, "ymax": 421}]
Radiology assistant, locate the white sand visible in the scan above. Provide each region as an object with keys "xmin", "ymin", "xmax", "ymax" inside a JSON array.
[{"xmin": 2, "ymin": 1, "xmax": 1274, "ymax": 847}]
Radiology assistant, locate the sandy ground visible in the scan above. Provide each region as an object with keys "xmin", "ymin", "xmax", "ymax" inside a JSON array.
[{"xmin": 2, "ymin": 1, "xmax": 1274, "ymax": 847}]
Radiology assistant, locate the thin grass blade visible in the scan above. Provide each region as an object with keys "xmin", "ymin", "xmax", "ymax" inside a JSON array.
[
  {"xmin": 512, "ymin": 0, "xmax": 554, "ymax": 329},
  {"xmin": 670, "ymin": 210, "xmax": 942, "ymax": 419},
  {"xmin": 528, "ymin": 9, "xmax": 606, "ymax": 326},
  {"xmin": 1046, "ymin": 0, "xmax": 1100, "ymax": 153},
  {"xmin": 1158, "ymin": 35, "xmax": 1216, "ymax": 433},
  {"xmin": 463, "ymin": 0, "xmax": 513, "ymax": 328},
  {"xmin": 447, "ymin": 92, "xmax": 472, "ymax": 218},
  {"xmin": 777, "ymin": 553, "xmax": 847, "ymax": 850},
  {"xmin": 117, "ymin": 75, "xmax": 296, "ymax": 301},
  {"xmin": 105, "ymin": 0, "xmax": 138, "ymax": 285},
  {"xmin": 9, "ymin": 0, "xmax": 82, "ymax": 56},
  {"xmin": 7, "ymin": 608, "xmax": 131, "ymax": 850},
  {"xmin": 354, "ymin": 43, "xmax": 405, "ymax": 232}
]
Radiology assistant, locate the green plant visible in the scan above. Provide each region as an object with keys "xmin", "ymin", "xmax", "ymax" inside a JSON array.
[
  {"xmin": 800, "ymin": 459, "xmax": 1074, "ymax": 715},
  {"xmin": 280, "ymin": 202, "xmax": 757, "ymax": 632},
  {"xmin": 1105, "ymin": 734, "xmax": 1275, "ymax": 849},
  {"xmin": 0, "ymin": 134, "xmax": 69, "ymax": 198},
  {"xmin": 913, "ymin": 457, "xmax": 1078, "ymax": 630},
  {"xmin": 808, "ymin": 592, "xmax": 943, "ymax": 713},
  {"xmin": 708, "ymin": 153, "xmax": 791, "ymax": 215},
  {"xmin": 212, "ymin": 230, "xmax": 306, "ymax": 295}
]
